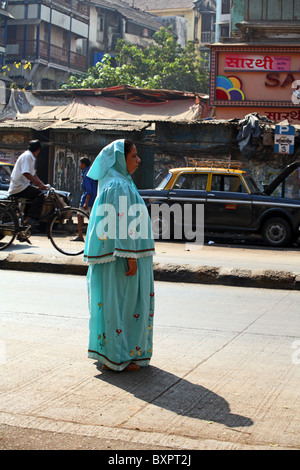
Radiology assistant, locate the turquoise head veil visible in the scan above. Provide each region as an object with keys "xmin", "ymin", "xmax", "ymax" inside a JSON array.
[{"xmin": 87, "ymin": 139, "xmax": 131, "ymax": 188}]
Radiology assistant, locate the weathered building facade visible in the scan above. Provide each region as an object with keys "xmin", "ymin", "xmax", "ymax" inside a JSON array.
[
  {"xmin": 0, "ymin": 86, "xmax": 211, "ymax": 204},
  {"xmin": 3, "ymin": 0, "xmax": 162, "ymax": 89},
  {"xmin": 124, "ymin": 0, "xmax": 216, "ymax": 49},
  {"xmin": 6, "ymin": 0, "xmax": 90, "ymax": 89},
  {"xmin": 0, "ymin": 115, "xmax": 152, "ymax": 205},
  {"xmin": 0, "ymin": 2, "xmax": 13, "ymax": 69},
  {"xmin": 88, "ymin": 0, "xmax": 162, "ymax": 67}
]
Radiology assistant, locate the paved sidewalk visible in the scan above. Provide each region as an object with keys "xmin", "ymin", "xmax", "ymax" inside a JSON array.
[
  {"xmin": 1, "ymin": 273, "xmax": 300, "ymax": 451},
  {"xmin": 0, "ymin": 235, "xmax": 300, "ymax": 289},
  {"xmin": 1, "ymin": 238, "xmax": 300, "ymax": 451}
]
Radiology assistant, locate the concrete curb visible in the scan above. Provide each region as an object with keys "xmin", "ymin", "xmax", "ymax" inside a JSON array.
[
  {"xmin": 1, "ymin": 252, "xmax": 300, "ymax": 290},
  {"xmin": 153, "ymin": 262, "xmax": 300, "ymax": 290},
  {"xmin": 0, "ymin": 253, "xmax": 87, "ymax": 275}
]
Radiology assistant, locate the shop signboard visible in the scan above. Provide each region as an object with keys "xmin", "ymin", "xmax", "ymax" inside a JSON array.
[{"xmin": 210, "ymin": 45, "xmax": 300, "ymax": 123}]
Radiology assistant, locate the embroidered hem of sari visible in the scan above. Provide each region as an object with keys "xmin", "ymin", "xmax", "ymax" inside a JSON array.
[
  {"xmin": 88, "ymin": 350, "xmax": 151, "ymax": 371},
  {"xmin": 84, "ymin": 249, "xmax": 155, "ymax": 264}
]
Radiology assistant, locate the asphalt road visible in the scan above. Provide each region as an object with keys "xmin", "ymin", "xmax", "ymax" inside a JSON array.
[{"xmin": 1, "ymin": 271, "xmax": 300, "ymax": 450}]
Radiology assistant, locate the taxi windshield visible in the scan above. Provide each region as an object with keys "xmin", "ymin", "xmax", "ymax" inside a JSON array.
[
  {"xmin": 155, "ymin": 171, "xmax": 172, "ymax": 189},
  {"xmin": 0, "ymin": 164, "xmax": 12, "ymax": 182},
  {"xmin": 244, "ymin": 174, "xmax": 261, "ymax": 194}
]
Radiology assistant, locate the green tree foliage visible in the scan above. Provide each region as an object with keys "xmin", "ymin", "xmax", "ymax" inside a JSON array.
[{"xmin": 60, "ymin": 28, "xmax": 209, "ymax": 93}]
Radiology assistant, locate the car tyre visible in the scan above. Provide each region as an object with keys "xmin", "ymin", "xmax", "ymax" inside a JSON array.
[{"xmin": 262, "ymin": 217, "xmax": 291, "ymax": 247}]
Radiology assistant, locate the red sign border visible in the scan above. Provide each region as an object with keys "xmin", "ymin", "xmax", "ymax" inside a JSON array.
[{"xmin": 209, "ymin": 45, "xmax": 300, "ymax": 108}]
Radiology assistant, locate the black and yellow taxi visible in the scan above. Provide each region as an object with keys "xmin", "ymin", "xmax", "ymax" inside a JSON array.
[{"xmin": 139, "ymin": 160, "xmax": 300, "ymax": 247}]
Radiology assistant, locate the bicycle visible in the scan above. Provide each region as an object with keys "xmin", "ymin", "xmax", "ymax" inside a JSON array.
[{"xmin": 0, "ymin": 187, "xmax": 89, "ymax": 256}]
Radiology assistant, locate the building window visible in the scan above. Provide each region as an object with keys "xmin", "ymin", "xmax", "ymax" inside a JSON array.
[
  {"xmin": 220, "ymin": 25, "xmax": 229, "ymax": 37},
  {"xmin": 7, "ymin": 25, "xmax": 15, "ymax": 42},
  {"xmin": 98, "ymin": 14, "xmax": 104, "ymax": 32},
  {"xmin": 62, "ymin": 31, "xmax": 69, "ymax": 55},
  {"xmin": 126, "ymin": 21, "xmax": 140, "ymax": 36},
  {"xmin": 221, "ymin": 0, "xmax": 230, "ymax": 15},
  {"xmin": 43, "ymin": 23, "xmax": 49, "ymax": 42}
]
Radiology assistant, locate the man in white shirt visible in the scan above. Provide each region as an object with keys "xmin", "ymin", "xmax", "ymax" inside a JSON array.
[{"xmin": 9, "ymin": 140, "xmax": 48, "ymax": 225}]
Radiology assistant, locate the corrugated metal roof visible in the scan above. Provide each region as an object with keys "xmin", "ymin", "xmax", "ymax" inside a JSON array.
[
  {"xmin": 46, "ymin": 119, "xmax": 151, "ymax": 131},
  {"xmin": 91, "ymin": 0, "xmax": 162, "ymax": 29},
  {"xmin": 0, "ymin": 118, "xmax": 150, "ymax": 132},
  {"xmin": 0, "ymin": 119, "xmax": 56, "ymax": 131},
  {"xmin": 122, "ymin": 0, "xmax": 196, "ymax": 11}
]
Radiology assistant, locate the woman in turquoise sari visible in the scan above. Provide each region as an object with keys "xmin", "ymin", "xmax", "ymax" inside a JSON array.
[{"xmin": 84, "ymin": 139, "xmax": 155, "ymax": 371}]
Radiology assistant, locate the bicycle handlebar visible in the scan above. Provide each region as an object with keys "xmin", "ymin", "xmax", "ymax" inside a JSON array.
[{"xmin": 45, "ymin": 185, "xmax": 56, "ymax": 197}]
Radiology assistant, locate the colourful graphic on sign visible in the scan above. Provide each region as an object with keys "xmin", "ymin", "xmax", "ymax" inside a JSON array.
[{"xmin": 216, "ymin": 75, "xmax": 245, "ymax": 101}]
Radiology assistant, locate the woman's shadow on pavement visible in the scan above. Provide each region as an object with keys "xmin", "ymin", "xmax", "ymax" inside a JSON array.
[{"xmin": 95, "ymin": 364, "xmax": 253, "ymax": 429}]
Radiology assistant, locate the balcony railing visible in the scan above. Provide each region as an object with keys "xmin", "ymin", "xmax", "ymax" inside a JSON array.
[
  {"xmin": 201, "ymin": 31, "xmax": 215, "ymax": 44},
  {"xmin": 52, "ymin": 0, "xmax": 89, "ymax": 17},
  {"xmin": 6, "ymin": 39, "xmax": 87, "ymax": 71}
]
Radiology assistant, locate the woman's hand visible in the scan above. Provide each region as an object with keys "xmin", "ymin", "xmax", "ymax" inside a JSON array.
[{"xmin": 126, "ymin": 258, "xmax": 137, "ymax": 276}]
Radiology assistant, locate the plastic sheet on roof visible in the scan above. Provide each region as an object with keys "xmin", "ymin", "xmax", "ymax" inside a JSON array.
[{"xmin": 2, "ymin": 90, "xmax": 202, "ymax": 123}]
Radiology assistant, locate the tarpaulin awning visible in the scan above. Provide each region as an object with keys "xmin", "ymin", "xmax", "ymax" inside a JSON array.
[
  {"xmin": 21, "ymin": 96, "xmax": 201, "ymax": 122},
  {"xmin": 0, "ymin": 87, "xmax": 208, "ymax": 125}
]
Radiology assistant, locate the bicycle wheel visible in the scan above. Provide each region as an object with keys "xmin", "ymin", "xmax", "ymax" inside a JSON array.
[
  {"xmin": 48, "ymin": 207, "xmax": 89, "ymax": 256},
  {"xmin": 0, "ymin": 203, "xmax": 18, "ymax": 250}
]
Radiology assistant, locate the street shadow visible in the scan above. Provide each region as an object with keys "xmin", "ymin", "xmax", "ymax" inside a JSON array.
[
  {"xmin": 3, "ymin": 233, "xmax": 45, "ymax": 253},
  {"xmin": 4, "ymin": 243, "xmax": 38, "ymax": 253},
  {"xmin": 94, "ymin": 364, "xmax": 253, "ymax": 429}
]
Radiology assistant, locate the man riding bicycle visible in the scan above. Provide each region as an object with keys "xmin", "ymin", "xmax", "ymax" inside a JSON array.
[{"xmin": 8, "ymin": 140, "xmax": 48, "ymax": 226}]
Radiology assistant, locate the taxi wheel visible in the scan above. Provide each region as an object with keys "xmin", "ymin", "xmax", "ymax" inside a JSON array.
[{"xmin": 262, "ymin": 217, "xmax": 291, "ymax": 247}]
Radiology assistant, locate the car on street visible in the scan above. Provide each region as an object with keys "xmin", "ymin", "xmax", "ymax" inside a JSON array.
[{"xmin": 139, "ymin": 160, "xmax": 300, "ymax": 247}]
